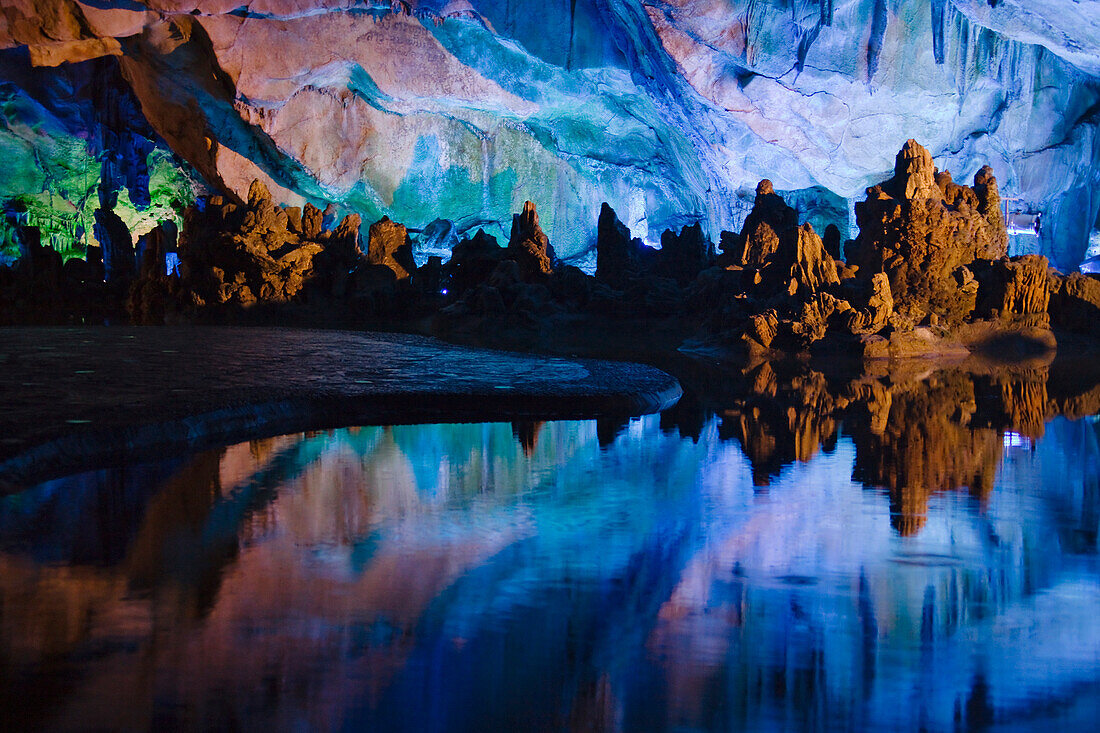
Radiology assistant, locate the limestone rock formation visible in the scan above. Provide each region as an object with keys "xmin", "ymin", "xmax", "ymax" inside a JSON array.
[
  {"xmin": 846, "ymin": 140, "xmax": 1008, "ymax": 327},
  {"xmin": 771, "ymin": 223, "xmax": 840, "ymax": 297},
  {"xmin": 844, "ymin": 272, "xmax": 894, "ymax": 336},
  {"xmin": 593, "ymin": 204, "xmax": 710, "ymax": 290},
  {"xmin": 366, "ymin": 217, "xmax": 414, "ymax": 281},
  {"xmin": 127, "ymin": 179, "xmax": 369, "ymax": 318},
  {"xmin": 92, "ymin": 207, "xmax": 134, "ymax": 284},
  {"xmin": 441, "ymin": 253, "xmax": 556, "ymax": 327},
  {"xmin": 595, "ymin": 203, "xmax": 656, "ymax": 290},
  {"xmin": 300, "ymin": 203, "xmax": 324, "ymax": 240},
  {"xmin": 676, "ymin": 142, "xmax": 1063, "ymax": 358},
  {"xmin": 973, "ymin": 165, "xmax": 1007, "ymax": 248},
  {"xmin": 445, "ymin": 229, "xmax": 506, "ymax": 296},
  {"xmin": 507, "ymin": 201, "xmax": 555, "ymax": 280},
  {"xmin": 179, "ymin": 180, "xmax": 328, "ymax": 306},
  {"xmin": 1049, "ymin": 271, "xmax": 1100, "ymax": 336},
  {"xmin": 658, "ymin": 222, "xmax": 712, "ymax": 285},
  {"xmin": 728, "ymin": 180, "xmax": 799, "ymax": 267},
  {"xmin": 743, "ymin": 310, "xmax": 780, "ymax": 352},
  {"xmin": 974, "ymin": 255, "xmax": 1052, "ymax": 325},
  {"xmin": 705, "ymin": 184, "xmax": 849, "ymax": 351}
]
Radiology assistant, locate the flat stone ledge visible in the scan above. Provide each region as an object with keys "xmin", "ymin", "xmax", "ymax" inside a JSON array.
[{"xmin": 0, "ymin": 327, "xmax": 681, "ymax": 492}]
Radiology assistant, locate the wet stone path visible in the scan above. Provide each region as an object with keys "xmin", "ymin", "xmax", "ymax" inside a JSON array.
[{"xmin": 0, "ymin": 327, "xmax": 680, "ymax": 491}]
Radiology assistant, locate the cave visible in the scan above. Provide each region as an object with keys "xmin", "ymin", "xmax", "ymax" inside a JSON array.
[{"xmin": 1, "ymin": 2, "xmax": 1099, "ymax": 730}]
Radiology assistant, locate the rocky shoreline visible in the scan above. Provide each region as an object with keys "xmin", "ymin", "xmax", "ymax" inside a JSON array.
[
  {"xmin": 4, "ymin": 140, "xmax": 1100, "ymax": 366},
  {"xmin": 0, "ymin": 327, "xmax": 681, "ymax": 492}
]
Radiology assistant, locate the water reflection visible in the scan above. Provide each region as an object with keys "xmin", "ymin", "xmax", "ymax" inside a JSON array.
[{"xmin": 1, "ymin": 364, "xmax": 1099, "ymax": 731}]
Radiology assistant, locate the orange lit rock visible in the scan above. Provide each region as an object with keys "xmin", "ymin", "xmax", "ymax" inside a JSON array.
[
  {"xmin": 507, "ymin": 201, "xmax": 555, "ymax": 280},
  {"xmin": 366, "ymin": 217, "xmax": 414, "ymax": 281},
  {"xmin": 846, "ymin": 140, "xmax": 1008, "ymax": 327}
]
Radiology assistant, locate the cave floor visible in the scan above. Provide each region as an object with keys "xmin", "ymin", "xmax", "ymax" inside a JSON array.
[{"xmin": 0, "ymin": 326, "xmax": 681, "ymax": 491}]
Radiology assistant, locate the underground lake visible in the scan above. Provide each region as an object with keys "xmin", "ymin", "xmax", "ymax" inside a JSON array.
[{"xmin": 1, "ymin": 362, "xmax": 1098, "ymax": 731}]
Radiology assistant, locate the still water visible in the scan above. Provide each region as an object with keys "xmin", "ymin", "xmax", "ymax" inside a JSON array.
[{"xmin": 1, "ymin": 365, "xmax": 1099, "ymax": 731}]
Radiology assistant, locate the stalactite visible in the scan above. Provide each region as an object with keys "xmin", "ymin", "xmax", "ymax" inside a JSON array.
[
  {"xmin": 796, "ymin": 24, "xmax": 821, "ymax": 73},
  {"xmin": 867, "ymin": 0, "xmax": 888, "ymax": 83},
  {"xmin": 932, "ymin": 0, "xmax": 947, "ymax": 64}
]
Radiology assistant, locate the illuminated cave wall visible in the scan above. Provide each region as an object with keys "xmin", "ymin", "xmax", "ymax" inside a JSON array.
[
  {"xmin": 0, "ymin": 51, "xmax": 195, "ymax": 266},
  {"xmin": 2, "ymin": 1, "xmax": 1100, "ymax": 269}
]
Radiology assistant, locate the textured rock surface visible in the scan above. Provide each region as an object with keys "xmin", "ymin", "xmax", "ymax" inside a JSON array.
[
  {"xmin": 772, "ymin": 223, "xmax": 840, "ymax": 297},
  {"xmin": 844, "ymin": 272, "xmax": 894, "ymax": 336},
  {"xmin": 127, "ymin": 179, "xmax": 369, "ymax": 321},
  {"xmin": 1049, "ymin": 271, "xmax": 1100, "ymax": 336},
  {"xmin": 728, "ymin": 180, "xmax": 799, "ymax": 268},
  {"xmin": 4, "ymin": 1, "xmax": 1100, "ymax": 269},
  {"xmin": 507, "ymin": 200, "xmax": 555, "ymax": 279},
  {"xmin": 974, "ymin": 254, "xmax": 1052, "ymax": 325},
  {"xmin": 366, "ymin": 217, "xmax": 415, "ymax": 281},
  {"xmin": 846, "ymin": 140, "xmax": 1006, "ymax": 326},
  {"xmin": 672, "ymin": 142, "xmax": 1062, "ymax": 357}
]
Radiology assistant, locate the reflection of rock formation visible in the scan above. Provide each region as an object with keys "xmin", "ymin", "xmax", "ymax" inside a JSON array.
[
  {"xmin": 0, "ymin": 424, "xmax": 554, "ymax": 729},
  {"xmin": 848, "ymin": 374, "xmax": 1002, "ymax": 536},
  {"xmin": 1, "ymin": 391, "xmax": 1098, "ymax": 730},
  {"xmin": 511, "ymin": 420, "xmax": 545, "ymax": 456},
  {"xmin": 717, "ymin": 362, "xmax": 840, "ymax": 487},
  {"xmin": 689, "ymin": 357, "xmax": 1099, "ymax": 535}
]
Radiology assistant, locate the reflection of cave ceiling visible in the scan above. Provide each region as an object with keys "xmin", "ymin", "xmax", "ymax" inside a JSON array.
[{"xmin": 2, "ymin": 1, "xmax": 1100, "ymax": 268}]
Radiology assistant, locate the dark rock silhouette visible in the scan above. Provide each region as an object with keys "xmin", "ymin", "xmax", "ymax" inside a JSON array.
[
  {"xmin": 440, "ymin": 203, "xmax": 572, "ymax": 326},
  {"xmin": 0, "ymin": 201, "xmax": 112, "ymax": 324},
  {"xmin": 446, "ymin": 229, "xmax": 506, "ymax": 296},
  {"xmin": 595, "ymin": 203, "xmax": 656, "ymax": 289},
  {"xmin": 659, "ymin": 222, "xmax": 712, "ymax": 285},
  {"xmin": 1049, "ymin": 271, "xmax": 1100, "ymax": 336},
  {"xmin": 823, "ymin": 223, "xmax": 842, "ymax": 261},
  {"xmin": 93, "ymin": 207, "xmax": 134, "ymax": 285}
]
